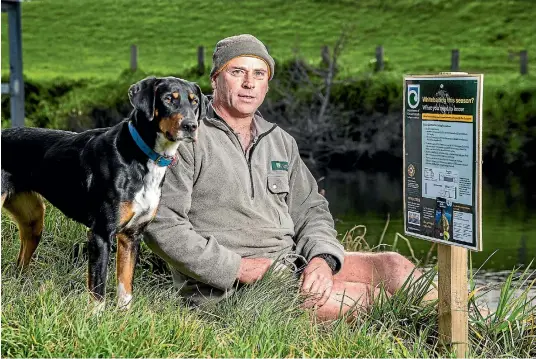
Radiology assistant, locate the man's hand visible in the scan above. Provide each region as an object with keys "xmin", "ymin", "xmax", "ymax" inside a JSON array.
[
  {"xmin": 300, "ymin": 257, "xmax": 334, "ymax": 308},
  {"xmin": 237, "ymin": 257, "xmax": 274, "ymax": 284}
]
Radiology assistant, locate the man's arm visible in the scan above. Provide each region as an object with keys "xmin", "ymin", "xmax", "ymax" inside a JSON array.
[
  {"xmin": 286, "ymin": 138, "xmax": 345, "ymax": 272},
  {"xmin": 144, "ymin": 142, "xmax": 243, "ymax": 290},
  {"xmin": 285, "ymin": 137, "xmax": 345, "ymax": 307},
  {"xmin": 237, "ymin": 257, "xmax": 274, "ymax": 284}
]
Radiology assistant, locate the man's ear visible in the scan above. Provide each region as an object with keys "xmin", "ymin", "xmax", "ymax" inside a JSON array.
[
  {"xmin": 194, "ymin": 83, "xmax": 207, "ymax": 122},
  {"xmin": 210, "ymin": 75, "xmax": 217, "ymax": 91},
  {"xmin": 128, "ymin": 76, "xmax": 159, "ymax": 121}
]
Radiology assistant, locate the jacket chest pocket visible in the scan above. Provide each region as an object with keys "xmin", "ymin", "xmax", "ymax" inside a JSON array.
[
  {"xmin": 267, "ymin": 175, "xmax": 291, "ymax": 227},
  {"xmin": 267, "ymin": 175, "xmax": 290, "ymax": 201}
]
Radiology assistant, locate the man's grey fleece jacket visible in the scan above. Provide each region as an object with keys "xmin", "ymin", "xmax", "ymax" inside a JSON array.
[{"xmin": 144, "ymin": 103, "xmax": 345, "ymax": 304}]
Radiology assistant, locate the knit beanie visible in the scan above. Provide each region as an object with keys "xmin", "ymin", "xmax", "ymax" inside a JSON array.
[{"xmin": 210, "ymin": 34, "xmax": 275, "ymax": 80}]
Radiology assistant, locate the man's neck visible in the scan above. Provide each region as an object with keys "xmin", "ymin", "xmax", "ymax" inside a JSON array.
[
  {"xmin": 212, "ymin": 102, "xmax": 254, "ymax": 134},
  {"xmin": 212, "ymin": 102, "xmax": 256, "ymax": 152}
]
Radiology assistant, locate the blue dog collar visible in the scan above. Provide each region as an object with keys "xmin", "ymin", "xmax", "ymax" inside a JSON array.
[{"xmin": 128, "ymin": 121, "xmax": 176, "ymax": 167}]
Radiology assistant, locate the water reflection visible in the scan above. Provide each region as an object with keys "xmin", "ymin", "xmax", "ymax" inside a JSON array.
[
  {"xmin": 322, "ymin": 170, "xmax": 536, "ymax": 311},
  {"xmin": 323, "ymin": 170, "xmax": 536, "ymax": 270}
]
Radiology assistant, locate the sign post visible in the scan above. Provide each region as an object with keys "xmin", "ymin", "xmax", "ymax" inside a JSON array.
[
  {"xmin": 403, "ymin": 73, "xmax": 484, "ymax": 357},
  {"xmin": 438, "ymin": 244, "xmax": 468, "ymax": 357}
]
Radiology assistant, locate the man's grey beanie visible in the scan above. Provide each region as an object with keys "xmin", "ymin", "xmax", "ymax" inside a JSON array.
[{"xmin": 210, "ymin": 34, "xmax": 275, "ymax": 80}]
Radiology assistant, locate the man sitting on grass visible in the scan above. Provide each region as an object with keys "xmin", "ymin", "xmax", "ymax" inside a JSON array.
[{"xmin": 144, "ymin": 34, "xmax": 437, "ymax": 320}]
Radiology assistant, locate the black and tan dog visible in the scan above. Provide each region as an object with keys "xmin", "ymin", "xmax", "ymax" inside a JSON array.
[{"xmin": 1, "ymin": 76, "xmax": 203, "ymax": 311}]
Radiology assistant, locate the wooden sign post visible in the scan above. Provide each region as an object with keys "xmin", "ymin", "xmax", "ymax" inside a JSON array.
[
  {"xmin": 438, "ymin": 245, "xmax": 468, "ymax": 357},
  {"xmin": 403, "ymin": 73, "xmax": 483, "ymax": 358}
]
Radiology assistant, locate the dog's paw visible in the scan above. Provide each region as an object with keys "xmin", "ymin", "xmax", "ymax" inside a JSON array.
[
  {"xmin": 117, "ymin": 283, "xmax": 133, "ymax": 310},
  {"xmin": 89, "ymin": 299, "xmax": 106, "ymax": 316},
  {"xmin": 117, "ymin": 296, "xmax": 133, "ymax": 311}
]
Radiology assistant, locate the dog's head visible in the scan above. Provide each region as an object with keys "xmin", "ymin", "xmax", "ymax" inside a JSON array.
[{"xmin": 128, "ymin": 76, "xmax": 206, "ymax": 142}]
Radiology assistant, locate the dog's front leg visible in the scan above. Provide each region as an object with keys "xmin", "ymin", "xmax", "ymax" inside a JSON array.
[
  {"xmin": 87, "ymin": 227, "xmax": 113, "ymax": 314},
  {"xmin": 116, "ymin": 232, "xmax": 140, "ymax": 310}
]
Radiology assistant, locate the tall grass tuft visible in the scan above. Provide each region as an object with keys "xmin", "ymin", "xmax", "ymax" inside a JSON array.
[{"xmin": 468, "ymin": 264, "xmax": 536, "ymax": 357}]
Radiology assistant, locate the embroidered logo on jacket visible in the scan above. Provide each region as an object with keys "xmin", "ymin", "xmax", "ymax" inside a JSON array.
[{"xmin": 271, "ymin": 161, "xmax": 289, "ymax": 171}]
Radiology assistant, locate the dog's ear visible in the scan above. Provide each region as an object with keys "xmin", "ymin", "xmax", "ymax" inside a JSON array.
[
  {"xmin": 194, "ymin": 83, "xmax": 207, "ymax": 122},
  {"xmin": 128, "ymin": 76, "xmax": 159, "ymax": 121}
]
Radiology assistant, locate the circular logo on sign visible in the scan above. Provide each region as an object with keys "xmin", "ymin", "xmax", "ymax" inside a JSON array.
[
  {"xmin": 407, "ymin": 84, "xmax": 420, "ymax": 109},
  {"xmin": 408, "ymin": 164, "xmax": 415, "ymax": 178}
]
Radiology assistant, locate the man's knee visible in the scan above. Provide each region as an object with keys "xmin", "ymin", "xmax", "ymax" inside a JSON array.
[{"xmin": 377, "ymin": 252, "xmax": 415, "ymax": 275}]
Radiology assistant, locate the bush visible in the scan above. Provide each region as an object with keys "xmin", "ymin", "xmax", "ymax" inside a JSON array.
[{"xmin": 1, "ymin": 65, "xmax": 534, "ymax": 176}]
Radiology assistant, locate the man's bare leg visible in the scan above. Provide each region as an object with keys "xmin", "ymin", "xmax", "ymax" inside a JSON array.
[
  {"xmin": 335, "ymin": 252, "xmax": 437, "ymax": 301},
  {"xmin": 313, "ymin": 252, "xmax": 438, "ymax": 321},
  {"xmin": 314, "ymin": 280, "xmax": 387, "ymax": 321}
]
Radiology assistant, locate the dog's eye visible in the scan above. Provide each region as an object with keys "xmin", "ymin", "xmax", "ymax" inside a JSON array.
[
  {"xmin": 188, "ymin": 93, "xmax": 198, "ymax": 105},
  {"xmin": 164, "ymin": 95, "xmax": 173, "ymax": 104}
]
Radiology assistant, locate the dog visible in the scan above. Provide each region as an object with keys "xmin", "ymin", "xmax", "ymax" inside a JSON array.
[{"xmin": 1, "ymin": 76, "xmax": 204, "ymax": 311}]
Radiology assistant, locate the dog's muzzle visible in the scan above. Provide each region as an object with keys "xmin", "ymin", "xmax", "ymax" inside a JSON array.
[{"xmin": 180, "ymin": 119, "xmax": 198, "ymax": 142}]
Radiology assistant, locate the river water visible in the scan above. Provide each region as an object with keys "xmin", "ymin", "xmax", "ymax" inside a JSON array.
[{"xmin": 322, "ymin": 170, "xmax": 536, "ymax": 311}]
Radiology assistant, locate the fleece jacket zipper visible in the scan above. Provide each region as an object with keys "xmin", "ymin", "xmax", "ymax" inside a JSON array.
[
  {"xmin": 219, "ymin": 120, "xmax": 277, "ymax": 199},
  {"xmin": 247, "ymin": 124, "xmax": 277, "ymax": 198}
]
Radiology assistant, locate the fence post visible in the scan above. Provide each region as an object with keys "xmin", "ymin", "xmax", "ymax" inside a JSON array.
[
  {"xmin": 376, "ymin": 45, "xmax": 384, "ymax": 71},
  {"xmin": 321, "ymin": 45, "xmax": 330, "ymax": 67},
  {"xmin": 520, "ymin": 50, "xmax": 528, "ymax": 75},
  {"xmin": 197, "ymin": 46, "xmax": 205, "ymax": 75},
  {"xmin": 130, "ymin": 45, "xmax": 138, "ymax": 72},
  {"xmin": 451, "ymin": 49, "xmax": 459, "ymax": 71}
]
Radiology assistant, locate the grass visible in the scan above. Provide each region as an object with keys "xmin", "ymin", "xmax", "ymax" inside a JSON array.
[
  {"xmin": 2, "ymin": 204, "xmax": 535, "ymax": 357},
  {"xmin": 468, "ymin": 263, "xmax": 536, "ymax": 357},
  {"xmin": 1, "ymin": 0, "xmax": 535, "ymax": 82}
]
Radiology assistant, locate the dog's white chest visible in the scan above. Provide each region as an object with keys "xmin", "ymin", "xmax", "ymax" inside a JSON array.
[
  {"xmin": 127, "ymin": 164, "xmax": 166, "ymax": 228},
  {"xmin": 122, "ymin": 134, "xmax": 180, "ymax": 231}
]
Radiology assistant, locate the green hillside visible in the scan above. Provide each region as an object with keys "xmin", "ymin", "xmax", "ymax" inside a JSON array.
[{"xmin": 1, "ymin": 0, "xmax": 535, "ymax": 81}]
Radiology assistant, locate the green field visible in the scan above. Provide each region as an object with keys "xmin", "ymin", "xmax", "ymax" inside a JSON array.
[{"xmin": 1, "ymin": 0, "xmax": 535, "ymax": 82}]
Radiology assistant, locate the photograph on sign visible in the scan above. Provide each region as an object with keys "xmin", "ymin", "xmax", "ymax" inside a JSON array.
[{"xmin": 403, "ymin": 74, "xmax": 483, "ymax": 251}]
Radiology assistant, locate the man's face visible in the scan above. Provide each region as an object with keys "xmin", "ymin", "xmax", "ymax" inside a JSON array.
[{"xmin": 212, "ymin": 56, "xmax": 269, "ymax": 117}]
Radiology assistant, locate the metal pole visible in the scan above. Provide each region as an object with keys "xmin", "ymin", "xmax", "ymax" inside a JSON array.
[{"xmin": 8, "ymin": 1, "xmax": 24, "ymax": 127}]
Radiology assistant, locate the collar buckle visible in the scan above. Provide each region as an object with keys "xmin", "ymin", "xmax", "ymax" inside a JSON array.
[{"xmin": 155, "ymin": 154, "xmax": 177, "ymax": 167}]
